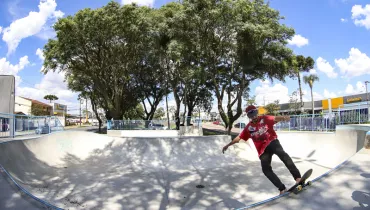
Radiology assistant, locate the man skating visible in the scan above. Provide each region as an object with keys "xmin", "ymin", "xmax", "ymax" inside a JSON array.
[{"xmin": 222, "ymin": 105, "xmax": 301, "ymax": 194}]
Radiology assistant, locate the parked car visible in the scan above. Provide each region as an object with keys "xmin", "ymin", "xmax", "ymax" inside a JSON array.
[{"xmin": 234, "ymin": 122, "xmax": 246, "ymax": 128}]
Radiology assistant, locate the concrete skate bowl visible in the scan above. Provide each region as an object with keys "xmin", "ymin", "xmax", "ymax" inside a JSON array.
[{"xmin": 0, "ymin": 125, "xmax": 368, "ymax": 210}]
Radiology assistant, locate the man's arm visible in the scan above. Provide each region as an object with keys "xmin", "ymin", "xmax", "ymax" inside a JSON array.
[
  {"xmin": 222, "ymin": 135, "xmax": 246, "ymax": 154},
  {"xmin": 274, "ymin": 115, "xmax": 290, "ymax": 123},
  {"xmin": 227, "ymin": 135, "xmax": 242, "ymax": 147}
]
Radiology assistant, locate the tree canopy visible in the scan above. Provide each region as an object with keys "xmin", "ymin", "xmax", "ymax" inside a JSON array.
[{"xmin": 41, "ymin": 0, "xmax": 311, "ymax": 133}]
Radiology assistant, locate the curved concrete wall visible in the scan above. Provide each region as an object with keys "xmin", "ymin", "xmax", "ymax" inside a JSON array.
[{"xmin": 0, "ymin": 125, "xmax": 369, "ymax": 209}]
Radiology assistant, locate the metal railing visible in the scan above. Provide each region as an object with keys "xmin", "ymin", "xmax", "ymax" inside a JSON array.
[
  {"xmin": 274, "ymin": 114, "xmax": 336, "ymax": 132},
  {"xmin": 107, "ymin": 116, "xmax": 203, "ymax": 131},
  {"xmin": 274, "ymin": 105, "xmax": 369, "ymax": 132},
  {"xmin": 0, "ymin": 112, "xmax": 64, "ymax": 138}
]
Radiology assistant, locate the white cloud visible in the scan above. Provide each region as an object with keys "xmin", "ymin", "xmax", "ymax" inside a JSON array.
[
  {"xmin": 0, "ymin": 56, "xmax": 30, "ymax": 87},
  {"xmin": 36, "ymin": 48, "xmax": 45, "ymax": 61},
  {"xmin": 2, "ymin": 0, "xmax": 64, "ymax": 56},
  {"xmin": 341, "ymin": 18, "xmax": 348, "ymax": 22},
  {"xmin": 16, "ymin": 71, "xmax": 79, "ymax": 113},
  {"xmin": 334, "ymin": 48, "xmax": 370, "ymax": 77},
  {"xmin": 323, "ymin": 89, "xmax": 337, "ymax": 98},
  {"xmin": 316, "ymin": 57, "xmax": 338, "ymax": 78},
  {"xmin": 254, "ymin": 80, "xmax": 290, "ymax": 105},
  {"xmin": 302, "ymin": 89, "xmax": 324, "ymax": 101},
  {"xmin": 352, "ymin": 4, "xmax": 370, "ymax": 29},
  {"xmin": 288, "ymin": 34, "xmax": 309, "ymax": 47},
  {"xmin": 309, "ymin": 69, "xmax": 317, "ymax": 75},
  {"xmin": 121, "ymin": 0, "xmax": 154, "ymax": 7},
  {"xmin": 344, "ymin": 81, "xmax": 366, "ymax": 95},
  {"xmin": 0, "ymin": 26, "xmax": 2, "ymax": 34}
]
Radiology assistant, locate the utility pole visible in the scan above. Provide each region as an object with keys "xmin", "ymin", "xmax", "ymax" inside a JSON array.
[
  {"xmin": 365, "ymin": 81, "xmax": 369, "ymax": 121},
  {"xmin": 365, "ymin": 81, "xmax": 369, "ymax": 105},
  {"xmin": 79, "ymin": 99, "xmax": 82, "ymax": 127},
  {"xmin": 86, "ymin": 97, "xmax": 88, "ymax": 123}
]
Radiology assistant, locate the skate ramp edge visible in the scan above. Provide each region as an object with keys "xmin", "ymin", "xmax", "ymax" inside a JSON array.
[
  {"xmin": 0, "ymin": 131, "xmax": 256, "ymax": 209},
  {"xmin": 235, "ymin": 124, "xmax": 370, "ymax": 210},
  {"xmin": 0, "ymin": 132, "xmax": 64, "ymax": 210},
  {"xmin": 0, "ymin": 164, "xmax": 63, "ymax": 210}
]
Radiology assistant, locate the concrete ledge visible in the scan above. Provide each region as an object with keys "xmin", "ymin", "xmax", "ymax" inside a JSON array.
[{"xmin": 107, "ymin": 126, "xmax": 203, "ymax": 137}]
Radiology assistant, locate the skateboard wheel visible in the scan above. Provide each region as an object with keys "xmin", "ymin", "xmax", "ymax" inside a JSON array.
[
  {"xmin": 296, "ymin": 185, "xmax": 302, "ymax": 191},
  {"xmin": 307, "ymin": 181, "xmax": 312, "ymax": 186}
]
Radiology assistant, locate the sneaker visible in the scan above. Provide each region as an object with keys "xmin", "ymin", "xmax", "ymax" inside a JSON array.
[
  {"xmin": 295, "ymin": 178, "xmax": 302, "ymax": 184},
  {"xmin": 279, "ymin": 189, "xmax": 287, "ymax": 195}
]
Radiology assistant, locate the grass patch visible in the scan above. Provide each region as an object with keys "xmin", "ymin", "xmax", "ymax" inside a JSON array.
[{"xmin": 202, "ymin": 128, "xmax": 238, "ymax": 139}]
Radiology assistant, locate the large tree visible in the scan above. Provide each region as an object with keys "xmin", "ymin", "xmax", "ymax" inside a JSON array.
[
  {"xmin": 176, "ymin": 0, "xmax": 296, "ymax": 134},
  {"xmin": 42, "ymin": 2, "xmax": 153, "ymax": 120},
  {"xmin": 155, "ymin": 3, "xmax": 187, "ymax": 120},
  {"xmin": 289, "ymin": 55, "xmax": 315, "ymax": 108}
]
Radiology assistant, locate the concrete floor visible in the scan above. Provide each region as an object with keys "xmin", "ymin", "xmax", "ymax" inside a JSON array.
[{"xmin": 0, "ymin": 125, "xmax": 369, "ymax": 210}]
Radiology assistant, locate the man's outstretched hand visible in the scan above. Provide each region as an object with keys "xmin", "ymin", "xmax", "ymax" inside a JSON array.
[
  {"xmin": 222, "ymin": 136, "xmax": 242, "ymax": 154},
  {"xmin": 222, "ymin": 145, "xmax": 229, "ymax": 154}
]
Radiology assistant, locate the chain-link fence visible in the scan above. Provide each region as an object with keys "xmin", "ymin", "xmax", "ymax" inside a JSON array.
[
  {"xmin": 274, "ymin": 105, "xmax": 369, "ymax": 132},
  {"xmin": 107, "ymin": 116, "xmax": 202, "ymax": 131},
  {"xmin": 0, "ymin": 112, "xmax": 64, "ymax": 138}
]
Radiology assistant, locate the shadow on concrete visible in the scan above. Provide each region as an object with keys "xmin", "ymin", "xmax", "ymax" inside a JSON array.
[
  {"xmin": 0, "ymin": 133, "xmax": 312, "ymax": 210},
  {"xmin": 360, "ymin": 173, "xmax": 370, "ymax": 178},
  {"xmin": 292, "ymin": 150, "xmax": 332, "ymax": 170},
  {"xmin": 352, "ymin": 172, "xmax": 370, "ymax": 210},
  {"xmin": 352, "ymin": 191, "xmax": 370, "ymax": 210}
]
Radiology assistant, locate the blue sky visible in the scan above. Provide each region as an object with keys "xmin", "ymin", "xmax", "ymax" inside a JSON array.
[{"xmin": 0, "ymin": 0, "xmax": 369, "ymax": 115}]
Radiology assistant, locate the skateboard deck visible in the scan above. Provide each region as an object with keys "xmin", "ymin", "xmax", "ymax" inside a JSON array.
[{"xmin": 287, "ymin": 168, "xmax": 313, "ymax": 194}]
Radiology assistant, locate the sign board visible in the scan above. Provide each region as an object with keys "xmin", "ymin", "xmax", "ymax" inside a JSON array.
[
  {"xmin": 53, "ymin": 103, "xmax": 67, "ymax": 115},
  {"xmin": 346, "ymin": 97, "xmax": 362, "ymax": 103}
]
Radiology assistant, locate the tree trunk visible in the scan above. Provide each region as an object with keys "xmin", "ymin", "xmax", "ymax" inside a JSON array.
[
  {"xmin": 90, "ymin": 96, "xmax": 102, "ymax": 133},
  {"xmin": 187, "ymin": 106, "xmax": 193, "ymax": 126},
  {"xmin": 171, "ymin": 82, "xmax": 181, "ymax": 120},
  {"xmin": 311, "ymin": 87, "xmax": 314, "ymax": 131},
  {"xmin": 298, "ymin": 72, "xmax": 304, "ymax": 108}
]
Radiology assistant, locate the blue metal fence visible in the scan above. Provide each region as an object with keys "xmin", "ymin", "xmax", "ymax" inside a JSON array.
[
  {"xmin": 0, "ymin": 112, "xmax": 64, "ymax": 138},
  {"xmin": 274, "ymin": 108, "xmax": 369, "ymax": 132},
  {"xmin": 107, "ymin": 116, "xmax": 202, "ymax": 131}
]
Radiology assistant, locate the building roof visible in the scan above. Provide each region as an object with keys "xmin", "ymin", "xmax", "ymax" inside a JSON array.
[{"xmin": 19, "ymin": 96, "xmax": 52, "ymax": 107}]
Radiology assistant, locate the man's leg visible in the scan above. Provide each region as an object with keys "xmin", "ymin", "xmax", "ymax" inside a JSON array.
[
  {"xmin": 269, "ymin": 140, "xmax": 301, "ymax": 181},
  {"xmin": 260, "ymin": 151, "xmax": 286, "ymax": 191}
]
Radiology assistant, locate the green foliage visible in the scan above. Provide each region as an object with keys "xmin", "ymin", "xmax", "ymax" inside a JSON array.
[
  {"xmin": 31, "ymin": 104, "xmax": 50, "ymax": 116},
  {"xmin": 40, "ymin": 0, "xmax": 313, "ymax": 133},
  {"xmin": 123, "ymin": 104, "xmax": 145, "ymax": 120},
  {"xmin": 264, "ymin": 100, "xmax": 280, "ymax": 116},
  {"xmin": 303, "ymin": 74, "xmax": 320, "ymax": 89},
  {"xmin": 44, "ymin": 95, "xmax": 58, "ymax": 103},
  {"xmin": 42, "ymin": 2, "xmax": 154, "ymax": 120},
  {"xmin": 303, "ymin": 74, "xmax": 320, "ymax": 114},
  {"xmin": 289, "ymin": 90, "xmax": 301, "ymax": 115},
  {"xmin": 289, "ymin": 55, "xmax": 315, "ymax": 107},
  {"xmin": 154, "ymin": 107, "xmax": 166, "ymax": 119}
]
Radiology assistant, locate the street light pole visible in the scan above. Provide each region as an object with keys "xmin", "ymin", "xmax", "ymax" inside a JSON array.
[
  {"xmin": 365, "ymin": 81, "xmax": 369, "ymax": 105},
  {"xmin": 365, "ymin": 81, "xmax": 369, "ymax": 122}
]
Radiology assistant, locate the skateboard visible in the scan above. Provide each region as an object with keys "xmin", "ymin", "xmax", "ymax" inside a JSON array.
[{"xmin": 287, "ymin": 168, "xmax": 313, "ymax": 194}]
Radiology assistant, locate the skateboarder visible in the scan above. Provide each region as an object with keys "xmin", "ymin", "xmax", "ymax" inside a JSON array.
[{"xmin": 222, "ymin": 105, "xmax": 302, "ymax": 195}]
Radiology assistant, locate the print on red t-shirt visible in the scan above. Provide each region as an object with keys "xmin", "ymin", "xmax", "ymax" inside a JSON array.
[{"xmin": 239, "ymin": 115, "xmax": 278, "ymax": 156}]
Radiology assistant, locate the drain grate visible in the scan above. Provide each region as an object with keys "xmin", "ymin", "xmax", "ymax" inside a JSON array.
[{"xmin": 196, "ymin": 184, "xmax": 205, "ymax": 189}]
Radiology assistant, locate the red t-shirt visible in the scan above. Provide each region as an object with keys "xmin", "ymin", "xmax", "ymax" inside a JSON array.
[{"xmin": 239, "ymin": 115, "xmax": 278, "ymax": 156}]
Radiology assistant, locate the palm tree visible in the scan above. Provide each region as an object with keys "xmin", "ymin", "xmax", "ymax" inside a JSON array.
[
  {"xmin": 303, "ymin": 74, "xmax": 319, "ymax": 130},
  {"xmin": 291, "ymin": 55, "xmax": 315, "ymax": 109}
]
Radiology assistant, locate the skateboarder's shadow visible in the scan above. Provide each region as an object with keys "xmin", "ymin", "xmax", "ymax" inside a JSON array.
[
  {"xmin": 351, "ymin": 191, "xmax": 370, "ymax": 210},
  {"xmin": 291, "ymin": 150, "xmax": 332, "ymax": 170},
  {"xmin": 360, "ymin": 173, "xmax": 370, "ymax": 179},
  {"xmin": 291, "ymin": 150, "xmax": 316, "ymax": 162}
]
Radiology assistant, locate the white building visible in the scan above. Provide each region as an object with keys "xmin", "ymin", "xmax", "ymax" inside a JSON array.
[{"xmin": 14, "ymin": 96, "xmax": 32, "ymax": 115}]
